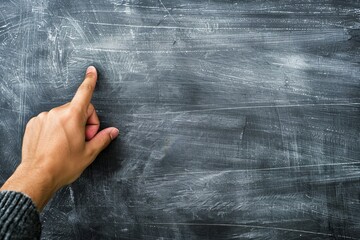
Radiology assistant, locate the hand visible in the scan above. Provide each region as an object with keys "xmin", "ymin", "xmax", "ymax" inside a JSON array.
[{"xmin": 0, "ymin": 66, "xmax": 119, "ymax": 211}]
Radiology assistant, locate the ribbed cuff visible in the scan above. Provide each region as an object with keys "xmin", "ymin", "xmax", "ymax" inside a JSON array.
[{"xmin": 0, "ymin": 191, "xmax": 41, "ymax": 240}]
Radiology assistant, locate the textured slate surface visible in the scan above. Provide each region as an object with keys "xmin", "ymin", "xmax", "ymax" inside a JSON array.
[{"xmin": 0, "ymin": 0, "xmax": 359, "ymax": 239}]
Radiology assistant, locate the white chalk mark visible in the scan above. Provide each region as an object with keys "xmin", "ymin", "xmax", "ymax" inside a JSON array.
[
  {"xmin": 117, "ymin": 161, "xmax": 360, "ymax": 181},
  {"xmin": 125, "ymin": 102, "xmax": 360, "ymax": 116},
  {"xmin": 0, "ymin": 107, "xmax": 23, "ymax": 113},
  {"xmin": 69, "ymin": 186, "xmax": 75, "ymax": 204},
  {"xmin": 158, "ymin": 0, "xmax": 177, "ymax": 24},
  {"xmin": 137, "ymin": 222, "xmax": 357, "ymax": 239},
  {"xmin": 31, "ymin": 12, "xmax": 330, "ymax": 31}
]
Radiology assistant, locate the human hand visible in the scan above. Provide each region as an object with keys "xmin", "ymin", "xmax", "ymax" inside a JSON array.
[{"xmin": 0, "ymin": 66, "xmax": 119, "ymax": 211}]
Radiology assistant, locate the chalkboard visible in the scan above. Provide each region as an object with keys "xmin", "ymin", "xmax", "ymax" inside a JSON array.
[{"xmin": 0, "ymin": 0, "xmax": 359, "ymax": 239}]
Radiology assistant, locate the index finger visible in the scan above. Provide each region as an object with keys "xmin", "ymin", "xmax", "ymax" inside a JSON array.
[{"xmin": 71, "ymin": 66, "xmax": 98, "ymax": 111}]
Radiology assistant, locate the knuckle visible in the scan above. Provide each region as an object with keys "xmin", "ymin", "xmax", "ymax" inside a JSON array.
[
  {"xmin": 37, "ymin": 111, "xmax": 48, "ymax": 119},
  {"xmin": 80, "ymin": 82, "xmax": 94, "ymax": 92},
  {"xmin": 88, "ymin": 103, "xmax": 94, "ymax": 110},
  {"xmin": 70, "ymin": 104, "xmax": 84, "ymax": 114},
  {"xmin": 48, "ymin": 107, "xmax": 59, "ymax": 115},
  {"xmin": 85, "ymin": 71, "xmax": 96, "ymax": 79},
  {"xmin": 69, "ymin": 105, "xmax": 86, "ymax": 121},
  {"xmin": 86, "ymin": 72, "xmax": 96, "ymax": 80},
  {"xmin": 28, "ymin": 116, "xmax": 36, "ymax": 123},
  {"xmin": 59, "ymin": 109, "xmax": 72, "ymax": 121},
  {"xmin": 26, "ymin": 117, "xmax": 36, "ymax": 127},
  {"xmin": 87, "ymin": 103, "xmax": 95, "ymax": 115}
]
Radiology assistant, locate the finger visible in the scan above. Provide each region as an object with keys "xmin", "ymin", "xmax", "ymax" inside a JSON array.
[
  {"xmin": 85, "ymin": 125, "xmax": 99, "ymax": 141},
  {"xmin": 71, "ymin": 66, "xmax": 98, "ymax": 112},
  {"xmin": 86, "ymin": 127, "xmax": 119, "ymax": 158},
  {"xmin": 85, "ymin": 104, "xmax": 100, "ymax": 141}
]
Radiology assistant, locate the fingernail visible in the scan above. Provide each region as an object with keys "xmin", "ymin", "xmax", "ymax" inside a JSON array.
[
  {"xmin": 110, "ymin": 128, "xmax": 119, "ymax": 140},
  {"xmin": 86, "ymin": 66, "xmax": 96, "ymax": 75}
]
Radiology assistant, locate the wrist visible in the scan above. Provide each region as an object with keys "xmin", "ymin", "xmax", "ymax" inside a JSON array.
[{"xmin": 0, "ymin": 163, "xmax": 59, "ymax": 211}]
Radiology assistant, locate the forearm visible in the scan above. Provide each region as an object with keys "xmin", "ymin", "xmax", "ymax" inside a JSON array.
[{"xmin": 0, "ymin": 164, "xmax": 58, "ymax": 211}]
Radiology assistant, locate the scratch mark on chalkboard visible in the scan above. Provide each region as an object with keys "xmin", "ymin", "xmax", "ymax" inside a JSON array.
[
  {"xmin": 69, "ymin": 186, "xmax": 75, "ymax": 204},
  {"xmin": 126, "ymin": 102, "xmax": 360, "ymax": 116},
  {"xmin": 117, "ymin": 161, "xmax": 360, "ymax": 181},
  {"xmin": 35, "ymin": 12, "xmax": 333, "ymax": 31},
  {"xmin": 140, "ymin": 222, "xmax": 357, "ymax": 239},
  {"xmin": 158, "ymin": 0, "xmax": 177, "ymax": 24},
  {"xmin": 275, "ymin": 107, "xmax": 289, "ymax": 163},
  {"xmin": 84, "ymin": 47, "xmax": 245, "ymax": 54},
  {"xmin": 18, "ymin": 26, "xmax": 31, "ymax": 138},
  {"xmin": 83, "ymin": 21, "xmax": 327, "ymax": 31},
  {"xmin": 0, "ymin": 107, "xmax": 23, "ymax": 113}
]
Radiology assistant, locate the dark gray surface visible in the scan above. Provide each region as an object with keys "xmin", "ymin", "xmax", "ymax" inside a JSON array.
[{"xmin": 0, "ymin": 0, "xmax": 359, "ymax": 239}]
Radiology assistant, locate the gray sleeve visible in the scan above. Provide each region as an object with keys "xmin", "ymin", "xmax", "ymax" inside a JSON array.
[{"xmin": 0, "ymin": 191, "xmax": 41, "ymax": 240}]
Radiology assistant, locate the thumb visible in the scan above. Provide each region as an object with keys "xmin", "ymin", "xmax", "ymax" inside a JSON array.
[{"xmin": 86, "ymin": 127, "xmax": 119, "ymax": 158}]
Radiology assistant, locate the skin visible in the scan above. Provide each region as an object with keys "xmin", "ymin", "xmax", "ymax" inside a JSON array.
[{"xmin": 0, "ymin": 66, "xmax": 119, "ymax": 211}]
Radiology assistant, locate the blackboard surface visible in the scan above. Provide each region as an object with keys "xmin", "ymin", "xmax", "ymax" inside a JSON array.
[{"xmin": 0, "ymin": 0, "xmax": 359, "ymax": 239}]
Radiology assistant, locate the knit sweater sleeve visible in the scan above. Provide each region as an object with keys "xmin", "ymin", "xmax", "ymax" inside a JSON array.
[{"xmin": 0, "ymin": 191, "xmax": 41, "ymax": 240}]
